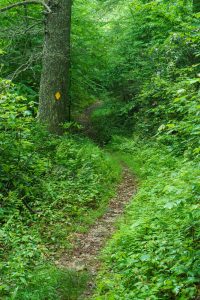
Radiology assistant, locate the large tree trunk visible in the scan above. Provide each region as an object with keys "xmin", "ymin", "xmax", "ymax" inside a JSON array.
[{"xmin": 38, "ymin": 0, "xmax": 72, "ymax": 133}]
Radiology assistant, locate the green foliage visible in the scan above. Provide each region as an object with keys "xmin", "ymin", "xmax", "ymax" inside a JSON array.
[
  {"xmin": 1, "ymin": 1, "xmax": 200, "ymax": 299},
  {"xmin": 0, "ymin": 79, "xmax": 120, "ymax": 298},
  {"xmin": 88, "ymin": 3, "xmax": 200, "ymax": 297},
  {"xmin": 11, "ymin": 266, "xmax": 88, "ymax": 300},
  {"xmin": 71, "ymin": 0, "xmax": 107, "ymax": 111},
  {"xmin": 0, "ymin": 0, "xmax": 43, "ymax": 95},
  {"xmin": 91, "ymin": 96, "xmax": 129, "ymax": 144},
  {"xmin": 95, "ymin": 0, "xmax": 200, "ymax": 157},
  {"xmin": 94, "ymin": 136, "xmax": 200, "ymax": 299}
]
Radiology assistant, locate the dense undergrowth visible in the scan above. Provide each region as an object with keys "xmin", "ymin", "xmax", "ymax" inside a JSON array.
[
  {"xmin": 92, "ymin": 0, "xmax": 200, "ymax": 158},
  {"xmin": 1, "ymin": 0, "xmax": 200, "ymax": 299},
  {"xmin": 93, "ymin": 137, "xmax": 200, "ymax": 299},
  {"xmin": 0, "ymin": 79, "xmax": 120, "ymax": 299}
]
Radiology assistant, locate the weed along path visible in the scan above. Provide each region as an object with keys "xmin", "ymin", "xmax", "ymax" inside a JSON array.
[{"xmin": 57, "ymin": 103, "xmax": 137, "ymax": 298}]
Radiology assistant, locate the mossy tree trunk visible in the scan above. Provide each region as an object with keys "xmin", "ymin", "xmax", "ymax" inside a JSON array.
[{"xmin": 38, "ymin": 0, "xmax": 72, "ymax": 134}]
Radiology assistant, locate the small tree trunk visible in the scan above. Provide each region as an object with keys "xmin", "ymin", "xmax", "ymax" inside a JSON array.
[{"xmin": 38, "ymin": 0, "xmax": 72, "ymax": 133}]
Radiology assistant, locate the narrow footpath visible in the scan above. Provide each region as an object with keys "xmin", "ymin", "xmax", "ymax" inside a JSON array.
[
  {"xmin": 58, "ymin": 103, "xmax": 137, "ymax": 298},
  {"xmin": 59, "ymin": 166, "xmax": 136, "ymax": 298}
]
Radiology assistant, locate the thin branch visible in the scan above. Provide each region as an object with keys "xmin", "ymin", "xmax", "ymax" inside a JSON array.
[
  {"xmin": 9, "ymin": 52, "xmax": 42, "ymax": 80},
  {"xmin": 0, "ymin": 0, "xmax": 51, "ymax": 13}
]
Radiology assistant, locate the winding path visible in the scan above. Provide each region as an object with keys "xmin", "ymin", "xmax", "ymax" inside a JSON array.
[{"xmin": 58, "ymin": 102, "xmax": 137, "ymax": 298}]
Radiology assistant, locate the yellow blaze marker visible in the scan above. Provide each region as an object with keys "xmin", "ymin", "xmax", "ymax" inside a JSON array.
[{"xmin": 55, "ymin": 91, "xmax": 61, "ymax": 101}]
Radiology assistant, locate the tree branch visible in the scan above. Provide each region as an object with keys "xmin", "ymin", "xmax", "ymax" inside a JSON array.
[{"xmin": 0, "ymin": 0, "xmax": 51, "ymax": 13}]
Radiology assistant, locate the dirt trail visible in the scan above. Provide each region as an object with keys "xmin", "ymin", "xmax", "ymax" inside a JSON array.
[
  {"xmin": 57, "ymin": 103, "xmax": 137, "ymax": 298},
  {"xmin": 58, "ymin": 166, "xmax": 136, "ymax": 298}
]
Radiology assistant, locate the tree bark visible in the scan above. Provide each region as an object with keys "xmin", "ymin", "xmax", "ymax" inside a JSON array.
[{"xmin": 38, "ymin": 0, "xmax": 72, "ymax": 133}]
